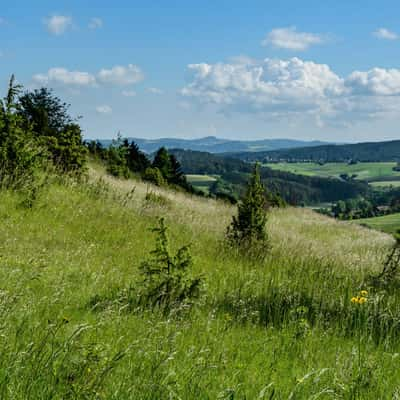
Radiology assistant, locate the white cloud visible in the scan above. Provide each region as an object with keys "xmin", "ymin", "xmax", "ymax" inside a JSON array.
[
  {"xmin": 33, "ymin": 67, "xmax": 96, "ymax": 86},
  {"xmin": 346, "ymin": 68, "xmax": 400, "ymax": 95},
  {"xmin": 122, "ymin": 90, "xmax": 137, "ymax": 97},
  {"xmin": 89, "ymin": 17, "xmax": 103, "ymax": 30},
  {"xmin": 182, "ymin": 57, "xmax": 400, "ymax": 126},
  {"xmin": 262, "ymin": 27, "xmax": 324, "ymax": 51},
  {"xmin": 97, "ymin": 64, "xmax": 144, "ymax": 85},
  {"xmin": 182, "ymin": 57, "xmax": 344, "ymax": 114},
  {"xmin": 147, "ymin": 87, "xmax": 163, "ymax": 94},
  {"xmin": 45, "ymin": 15, "xmax": 73, "ymax": 36},
  {"xmin": 96, "ymin": 105, "xmax": 112, "ymax": 114},
  {"xmin": 373, "ymin": 28, "xmax": 398, "ymax": 40}
]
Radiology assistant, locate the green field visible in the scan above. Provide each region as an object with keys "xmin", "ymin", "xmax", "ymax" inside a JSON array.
[
  {"xmin": 370, "ymin": 181, "xmax": 400, "ymax": 188},
  {"xmin": 186, "ymin": 174, "xmax": 217, "ymax": 194},
  {"xmin": 1, "ymin": 165, "xmax": 400, "ymax": 398},
  {"xmin": 355, "ymin": 213, "xmax": 400, "ymax": 234},
  {"xmin": 265, "ymin": 162, "xmax": 400, "ymax": 183}
]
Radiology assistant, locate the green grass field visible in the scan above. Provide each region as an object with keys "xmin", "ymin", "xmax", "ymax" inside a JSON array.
[
  {"xmin": 265, "ymin": 162, "xmax": 400, "ymax": 183},
  {"xmin": 370, "ymin": 181, "xmax": 400, "ymax": 188},
  {"xmin": 1, "ymin": 165, "xmax": 399, "ymax": 398},
  {"xmin": 355, "ymin": 213, "xmax": 400, "ymax": 234},
  {"xmin": 186, "ymin": 174, "xmax": 217, "ymax": 194}
]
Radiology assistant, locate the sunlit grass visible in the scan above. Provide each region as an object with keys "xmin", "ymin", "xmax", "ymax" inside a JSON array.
[{"xmin": 0, "ymin": 165, "xmax": 397, "ymax": 398}]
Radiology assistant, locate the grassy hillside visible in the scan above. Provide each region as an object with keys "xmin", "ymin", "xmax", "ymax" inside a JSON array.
[
  {"xmin": 265, "ymin": 162, "xmax": 400, "ymax": 183},
  {"xmin": 1, "ymin": 165, "xmax": 399, "ymax": 398}
]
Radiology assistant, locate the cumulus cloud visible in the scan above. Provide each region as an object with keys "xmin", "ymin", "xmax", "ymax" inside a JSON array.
[
  {"xmin": 97, "ymin": 64, "xmax": 144, "ymax": 85},
  {"xmin": 96, "ymin": 105, "xmax": 112, "ymax": 114},
  {"xmin": 346, "ymin": 68, "xmax": 400, "ymax": 95},
  {"xmin": 262, "ymin": 27, "xmax": 324, "ymax": 51},
  {"xmin": 373, "ymin": 28, "xmax": 398, "ymax": 40},
  {"xmin": 182, "ymin": 57, "xmax": 400, "ymax": 125},
  {"xmin": 45, "ymin": 15, "xmax": 73, "ymax": 36},
  {"xmin": 33, "ymin": 67, "xmax": 96, "ymax": 86},
  {"xmin": 89, "ymin": 17, "xmax": 103, "ymax": 30},
  {"xmin": 147, "ymin": 87, "xmax": 163, "ymax": 94}
]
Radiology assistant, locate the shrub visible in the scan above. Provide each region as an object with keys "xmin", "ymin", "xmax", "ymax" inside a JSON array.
[
  {"xmin": 138, "ymin": 218, "xmax": 202, "ymax": 313},
  {"xmin": 143, "ymin": 167, "xmax": 165, "ymax": 186}
]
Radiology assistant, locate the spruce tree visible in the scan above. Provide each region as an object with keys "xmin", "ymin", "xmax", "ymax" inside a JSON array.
[{"xmin": 227, "ymin": 163, "xmax": 269, "ymax": 257}]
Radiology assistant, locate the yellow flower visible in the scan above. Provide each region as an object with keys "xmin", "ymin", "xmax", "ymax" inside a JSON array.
[
  {"xmin": 360, "ymin": 290, "xmax": 368, "ymax": 297},
  {"xmin": 358, "ymin": 297, "xmax": 367, "ymax": 304},
  {"xmin": 351, "ymin": 297, "xmax": 359, "ymax": 304}
]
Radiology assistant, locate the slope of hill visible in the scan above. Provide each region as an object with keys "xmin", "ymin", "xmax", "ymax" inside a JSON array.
[
  {"xmin": 0, "ymin": 164, "xmax": 397, "ymax": 398},
  {"xmin": 97, "ymin": 136, "xmax": 328, "ymax": 153},
  {"xmin": 171, "ymin": 149, "xmax": 370, "ymax": 204},
  {"xmin": 228, "ymin": 139, "xmax": 400, "ymax": 162}
]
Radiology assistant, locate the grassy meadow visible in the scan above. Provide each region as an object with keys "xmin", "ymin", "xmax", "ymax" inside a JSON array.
[
  {"xmin": 1, "ymin": 164, "xmax": 399, "ymax": 399},
  {"xmin": 264, "ymin": 162, "xmax": 400, "ymax": 184},
  {"xmin": 355, "ymin": 213, "xmax": 400, "ymax": 235}
]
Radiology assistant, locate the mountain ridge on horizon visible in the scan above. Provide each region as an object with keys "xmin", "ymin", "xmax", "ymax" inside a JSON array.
[{"xmin": 96, "ymin": 135, "xmax": 332, "ymax": 154}]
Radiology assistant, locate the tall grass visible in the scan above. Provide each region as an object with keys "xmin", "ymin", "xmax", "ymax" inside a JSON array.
[{"xmin": 0, "ymin": 164, "xmax": 397, "ymax": 398}]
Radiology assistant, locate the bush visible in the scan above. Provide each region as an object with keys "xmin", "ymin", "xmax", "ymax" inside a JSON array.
[{"xmin": 143, "ymin": 167, "xmax": 165, "ymax": 186}]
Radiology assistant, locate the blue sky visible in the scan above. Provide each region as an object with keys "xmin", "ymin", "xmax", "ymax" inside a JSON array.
[{"xmin": 1, "ymin": 0, "xmax": 400, "ymax": 142}]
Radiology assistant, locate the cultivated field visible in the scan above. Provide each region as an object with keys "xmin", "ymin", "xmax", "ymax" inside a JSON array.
[
  {"xmin": 0, "ymin": 165, "xmax": 398, "ymax": 398},
  {"xmin": 265, "ymin": 161, "xmax": 400, "ymax": 184},
  {"xmin": 186, "ymin": 174, "xmax": 217, "ymax": 194},
  {"xmin": 355, "ymin": 212, "xmax": 400, "ymax": 235}
]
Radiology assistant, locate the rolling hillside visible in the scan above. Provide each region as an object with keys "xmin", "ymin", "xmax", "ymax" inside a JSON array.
[
  {"xmin": 228, "ymin": 139, "xmax": 400, "ymax": 162},
  {"xmin": 171, "ymin": 149, "xmax": 370, "ymax": 204}
]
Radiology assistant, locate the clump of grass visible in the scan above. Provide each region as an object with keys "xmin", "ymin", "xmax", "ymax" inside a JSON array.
[{"xmin": 144, "ymin": 190, "xmax": 171, "ymax": 208}]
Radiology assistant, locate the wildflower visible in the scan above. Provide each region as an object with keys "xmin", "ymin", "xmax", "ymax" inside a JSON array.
[
  {"xmin": 351, "ymin": 297, "xmax": 358, "ymax": 304},
  {"xmin": 360, "ymin": 290, "xmax": 368, "ymax": 297},
  {"xmin": 358, "ymin": 297, "xmax": 367, "ymax": 304}
]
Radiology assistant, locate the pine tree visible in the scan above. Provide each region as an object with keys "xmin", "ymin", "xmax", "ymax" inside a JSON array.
[
  {"xmin": 126, "ymin": 141, "xmax": 150, "ymax": 173},
  {"xmin": 152, "ymin": 147, "xmax": 173, "ymax": 180},
  {"xmin": 226, "ymin": 163, "xmax": 269, "ymax": 257},
  {"xmin": 138, "ymin": 218, "xmax": 202, "ymax": 312}
]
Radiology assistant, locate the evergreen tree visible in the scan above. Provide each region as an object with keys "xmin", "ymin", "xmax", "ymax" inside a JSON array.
[
  {"xmin": 226, "ymin": 163, "xmax": 269, "ymax": 257},
  {"xmin": 138, "ymin": 218, "xmax": 202, "ymax": 312},
  {"xmin": 126, "ymin": 140, "xmax": 150, "ymax": 173},
  {"xmin": 152, "ymin": 147, "xmax": 173, "ymax": 180}
]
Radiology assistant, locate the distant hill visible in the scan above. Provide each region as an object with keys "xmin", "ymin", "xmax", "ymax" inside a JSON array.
[
  {"xmin": 226, "ymin": 140, "xmax": 400, "ymax": 163},
  {"xmin": 170, "ymin": 149, "xmax": 369, "ymax": 205},
  {"xmin": 97, "ymin": 136, "xmax": 328, "ymax": 154}
]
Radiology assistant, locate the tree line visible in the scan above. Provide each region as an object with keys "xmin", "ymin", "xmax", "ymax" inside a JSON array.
[{"xmin": 85, "ymin": 138, "xmax": 194, "ymax": 193}]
